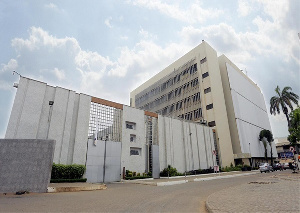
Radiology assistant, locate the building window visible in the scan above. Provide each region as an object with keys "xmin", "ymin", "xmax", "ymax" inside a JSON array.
[
  {"xmin": 202, "ymin": 72, "xmax": 209, "ymax": 78},
  {"xmin": 200, "ymin": 57, "xmax": 207, "ymax": 64},
  {"xmin": 194, "ymin": 108, "xmax": 202, "ymax": 119},
  {"xmin": 204, "ymin": 87, "xmax": 211, "ymax": 94},
  {"xmin": 130, "ymin": 134, "xmax": 136, "ymax": 142},
  {"xmin": 208, "ymin": 121, "xmax": 216, "ymax": 127},
  {"xmin": 206, "ymin": 104, "xmax": 213, "ymax": 110},
  {"xmin": 130, "ymin": 147, "xmax": 141, "ymax": 156},
  {"xmin": 126, "ymin": 122, "xmax": 136, "ymax": 130}
]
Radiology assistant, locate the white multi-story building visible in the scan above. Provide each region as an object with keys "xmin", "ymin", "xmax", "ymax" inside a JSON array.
[{"xmin": 131, "ymin": 41, "xmax": 277, "ymax": 167}]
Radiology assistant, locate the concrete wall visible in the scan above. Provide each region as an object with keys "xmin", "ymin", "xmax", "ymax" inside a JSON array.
[
  {"xmin": 219, "ymin": 57, "xmax": 277, "ymax": 159},
  {"xmin": 203, "ymin": 43, "xmax": 234, "ymax": 167},
  {"xmin": 158, "ymin": 115, "xmax": 216, "ymax": 173},
  {"xmin": 5, "ymin": 77, "xmax": 91, "ymax": 165},
  {"xmin": 121, "ymin": 105, "xmax": 147, "ymax": 174},
  {"xmin": 0, "ymin": 139, "xmax": 55, "ymax": 193}
]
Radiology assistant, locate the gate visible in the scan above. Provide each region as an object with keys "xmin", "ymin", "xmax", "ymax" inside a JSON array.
[
  {"xmin": 86, "ymin": 139, "xmax": 121, "ymax": 183},
  {"xmin": 86, "ymin": 97, "xmax": 123, "ymax": 183}
]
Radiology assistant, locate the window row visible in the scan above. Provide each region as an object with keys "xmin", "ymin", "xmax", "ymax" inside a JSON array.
[
  {"xmin": 177, "ymin": 108, "xmax": 203, "ymax": 121},
  {"xmin": 140, "ymin": 78, "xmax": 199, "ymax": 110},
  {"xmin": 157, "ymin": 92, "xmax": 201, "ymax": 115},
  {"xmin": 135, "ymin": 63, "xmax": 198, "ymax": 106}
]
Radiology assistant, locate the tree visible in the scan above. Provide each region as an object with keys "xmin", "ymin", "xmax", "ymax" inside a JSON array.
[
  {"xmin": 270, "ymin": 86, "xmax": 299, "ymax": 128},
  {"xmin": 288, "ymin": 107, "xmax": 300, "ymax": 153},
  {"xmin": 259, "ymin": 129, "xmax": 274, "ymax": 164}
]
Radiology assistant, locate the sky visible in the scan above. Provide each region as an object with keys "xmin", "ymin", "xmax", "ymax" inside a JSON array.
[{"xmin": 0, "ymin": 0, "xmax": 299, "ymax": 138}]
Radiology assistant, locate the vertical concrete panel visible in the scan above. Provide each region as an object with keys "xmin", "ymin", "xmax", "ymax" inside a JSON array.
[
  {"xmin": 205, "ymin": 127, "xmax": 213, "ymax": 168},
  {"xmin": 121, "ymin": 106, "xmax": 146, "ymax": 174},
  {"xmin": 172, "ymin": 119, "xmax": 185, "ymax": 173},
  {"xmin": 67, "ymin": 94, "xmax": 80, "ymax": 164},
  {"xmin": 36, "ymin": 86, "xmax": 56, "ymax": 139},
  {"xmin": 165, "ymin": 117, "xmax": 172, "ymax": 167},
  {"xmin": 158, "ymin": 116, "xmax": 167, "ymax": 171},
  {"xmin": 5, "ymin": 77, "xmax": 28, "ymax": 138},
  {"xmin": 60, "ymin": 91, "xmax": 76, "ymax": 164},
  {"xmin": 48, "ymin": 88, "xmax": 70, "ymax": 163},
  {"xmin": 190, "ymin": 123, "xmax": 200, "ymax": 170},
  {"xmin": 73, "ymin": 94, "xmax": 91, "ymax": 165},
  {"xmin": 197, "ymin": 125, "xmax": 208, "ymax": 169},
  {"xmin": 15, "ymin": 80, "xmax": 46, "ymax": 139},
  {"xmin": 152, "ymin": 145, "xmax": 160, "ymax": 178},
  {"xmin": 184, "ymin": 122, "xmax": 192, "ymax": 171}
]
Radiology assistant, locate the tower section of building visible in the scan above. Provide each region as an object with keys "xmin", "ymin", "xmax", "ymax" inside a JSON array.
[{"xmin": 130, "ymin": 41, "xmax": 235, "ymax": 167}]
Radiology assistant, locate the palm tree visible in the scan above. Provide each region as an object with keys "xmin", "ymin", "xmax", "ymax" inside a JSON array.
[
  {"xmin": 259, "ymin": 129, "xmax": 274, "ymax": 164},
  {"xmin": 270, "ymin": 86, "xmax": 299, "ymax": 128}
]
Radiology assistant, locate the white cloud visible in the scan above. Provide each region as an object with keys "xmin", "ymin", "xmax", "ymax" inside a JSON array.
[
  {"xmin": 120, "ymin": 36, "xmax": 129, "ymax": 40},
  {"xmin": 238, "ymin": 0, "xmax": 252, "ymax": 17},
  {"xmin": 104, "ymin": 17, "xmax": 113, "ymax": 28},
  {"xmin": 139, "ymin": 28, "xmax": 157, "ymax": 40},
  {"xmin": 45, "ymin": 3, "xmax": 57, "ymax": 9},
  {"xmin": 44, "ymin": 3, "xmax": 64, "ymax": 13},
  {"xmin": 2, "ymin": 27, "xmax": 186, "ymax": 104},
  {"xmin": 1, "ymin": 59, "xmax": 18, "ymax": 73},
  {"xmin": 127, "ymin": 0, "xmax": 223, "ymax": 24},
  {"xmin": 0, "ymin": 59, "xmax": 18, "ymax": 90},
  {"xmin": 52, "ymin": 68, "xmax": 65, "ymax": 81}
]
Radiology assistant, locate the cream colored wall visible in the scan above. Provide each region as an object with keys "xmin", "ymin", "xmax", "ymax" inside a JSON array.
[
  {"xmin": 130, "ymin": 43, "xmax": 204, "ymax": 107},
  {"xmin": 203, "ymin": 43, "xmax": 234, "ymax": 167},
  {"xmin": 130, "ymin": 42, "xmax": 235, "ymax": 167},
  {"xmin": 218, "ymin": 55, "xmax": 242, "ymax": 156}
]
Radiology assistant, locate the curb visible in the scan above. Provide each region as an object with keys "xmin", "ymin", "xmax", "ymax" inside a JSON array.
[
  {"xmin": 118, "ymin": 171, "xmax": 259, "ymax": 187},
  {"xmin": 47, "ymin": 184, "xmax": 107, "ymax": 193},
  {"xmin": 157, "ymin": 180, "xmax": 188, "ymax": 186},
  {"xmin": 205, "ymin": 196, "xmax": 214, "ymax": 213},
  {"xmin": 194, "ymin": 172, "xmax": 258, "ymax": 182}
]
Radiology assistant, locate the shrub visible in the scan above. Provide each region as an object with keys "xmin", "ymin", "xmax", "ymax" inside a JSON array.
[
  {"xmin": 160, "ymin": 165, "xmax": 178, "ymax": 177},
  {"xmin": 51, "ymin": 163, "xmax": 85, "ymax": 179},
  {"xmin": 50, "ymin": 178, "xmax": 87, "ymax": 183},
  {"xmin": 125, "ymin": 176, "xmax": 151, "ymax": 180},
  {"xmin": 137, "ymin": 173, "xmax": 140, "ymax": 177}
]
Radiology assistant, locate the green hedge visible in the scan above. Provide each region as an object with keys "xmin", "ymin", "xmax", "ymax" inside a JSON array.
[
  {"xmin": 51, "ymin": 163, "xmax": 86, "ymax": 179},
  {"xmin": 50, "ymin": 178, "xmax": 87, "ymax": 183},
  {"xmin": 125, "ymin": 176, "xmax": 152, "ymax": 180}
]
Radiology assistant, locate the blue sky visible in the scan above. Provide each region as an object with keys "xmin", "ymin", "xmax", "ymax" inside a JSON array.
[{"xmin": 0, "ymin": 0, "xmax": 299, "ymax": 138}]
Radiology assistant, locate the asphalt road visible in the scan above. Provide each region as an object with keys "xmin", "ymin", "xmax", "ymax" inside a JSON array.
[{"xmin": 0, "ymin": 171, "xmax": 282, "ymax": 212}]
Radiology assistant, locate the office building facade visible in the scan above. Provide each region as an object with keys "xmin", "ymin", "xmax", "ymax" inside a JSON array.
[{"xmin": 130, "ymin": 41, "xmax": 277, "ymax": 167}]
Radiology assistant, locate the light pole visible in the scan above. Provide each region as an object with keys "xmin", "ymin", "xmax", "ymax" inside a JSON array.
[{"xmin": 249, "ymin": 142, "xmax": 252, "ymax": 167}]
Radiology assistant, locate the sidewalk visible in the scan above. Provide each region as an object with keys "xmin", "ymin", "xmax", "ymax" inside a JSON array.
[
  {"xmin": 120, "ymin": 170, "xmax": 259, "ymax": 186},
  {"xmin": 206, "ymin": 171, "xmax": 300, "ymax": 213},
  {"xmin": 47, "ymin": 182, "xmax": 107, "ymax": 193}
]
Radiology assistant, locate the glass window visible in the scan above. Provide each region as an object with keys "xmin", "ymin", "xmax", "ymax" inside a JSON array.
[
  {"xmin": 206, "ymin": 104, "xmax": 213, "ymax": 110},
  {"xmin": 126, "ymin": 122, "xmax": 136, "ymax": 130},
  {"xmin": 204, "ymin": 87, "xmax": 211, "ymax": 94},
  {"xmin": 130, "ymin": 147, "xmax": 141, "ymax": 156},
  {"xmin": 202, "ymin": 72, "xmax": 209, "ymax": 78}
]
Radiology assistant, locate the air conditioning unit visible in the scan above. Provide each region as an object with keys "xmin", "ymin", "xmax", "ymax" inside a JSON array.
[{"xmin": 200, "ymin": 119, "xmax": 207, "ymax": 125}]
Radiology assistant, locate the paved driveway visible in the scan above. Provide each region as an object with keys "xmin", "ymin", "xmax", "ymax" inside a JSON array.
[{"xmin": 0, "ymin": 171, "xmax": 292, "ymax": 212}]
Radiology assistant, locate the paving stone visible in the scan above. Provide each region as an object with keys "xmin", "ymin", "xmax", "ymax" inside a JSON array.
[{"xmin": 206, "ymin": 172, "xmax": 300, "ymax": 213}]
